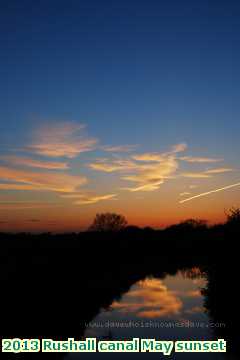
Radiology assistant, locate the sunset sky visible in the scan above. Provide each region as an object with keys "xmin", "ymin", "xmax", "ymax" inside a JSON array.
[{"xmin": 1, "ymin": 1, "xmax": 240, "ymax": 231}]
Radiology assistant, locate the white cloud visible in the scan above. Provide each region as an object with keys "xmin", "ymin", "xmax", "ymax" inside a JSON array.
[
  {"xmin": 0, "ymin": 201, "xmax": 58, "ymax": 210},
  {"xmin": 89, "ymin": 159, "xmax": 137, "ymax": 172},
  {"xmin": 74, "ymin": 194, "xmax": 117, "ymax": 205},
  {"xmin": 179, "ymin": 192, "xmax": 191, "ymax": 196},
  {"xmin": 27, "ymin": 121, "xmax": 98, "ymax": 158},
  {"xmin": 61, "ymin": 192, "xmax": 117, "ymax": 205},
  {"xmin": 182, "ymin": 167, "xmax": 234, "ymax": 178},
  {"xmin": 181, "ymin": 172, "xmax": 212, "ymax": 178},
  {"xmin": 205, "ymin": 168, "xmax": 233, "ymax": 174},
  {"xmin": 102, "ymin": 144, "xmax": 138, "ymax": 153},
  {"xmin": 180, "ymin": 156, "xmax": 223, "ymax": 163},
  {"xmin": 89, "ymin": 144, "xmax": 184, "ymax": 192},
  {"xmin": 1, "ymin": 156, "xmax": 69, "ymax": 170},
  {"xmin": 0, "ymin": 166, "xmax": 87, "ymax": 193},
  {"xmin": 170, "ymin": 143, "xmax": 188, "ymax": 153}
]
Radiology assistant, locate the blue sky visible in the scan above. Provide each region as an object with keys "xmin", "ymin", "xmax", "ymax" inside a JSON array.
[{"xmin": 0, "ymin": 0, "xmax": 240, "ymax": 230}]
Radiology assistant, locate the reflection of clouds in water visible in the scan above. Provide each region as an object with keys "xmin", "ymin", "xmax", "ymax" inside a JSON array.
[
  {"xmin": 182, "ymin": 289, "xmax": 202, "ymax": 298},
  {"xmin": 81, "ymin": 272, "xmax": 213, "ymax": 359},
  {"xmin": 111, "ymin": 278, "xmax": 183, "ymax": 318},
  {"xmin": 184, "ymin": 306, "xmax": 204, "ymax": 314},
  {"xmin": 193, "ymin": 278, "xmax": 204, "ymax": 285},
  {"xmin": 181, "ymin": 267, "xmax": 204, "ymax": 279}
]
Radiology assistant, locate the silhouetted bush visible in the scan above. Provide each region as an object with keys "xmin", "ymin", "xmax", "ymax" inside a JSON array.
[
  {"xmin": 226, "ymin": 207, "xmax": 240, "ymax": 228},
  {"xmin": 88, "ymin": 213, "xmax": 127, "ymax": 232}
]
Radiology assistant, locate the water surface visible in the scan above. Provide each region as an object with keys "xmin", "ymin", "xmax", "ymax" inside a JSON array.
[{"xmin": 67, "ymin": 268, "xmax": 229, "ymax": 359}]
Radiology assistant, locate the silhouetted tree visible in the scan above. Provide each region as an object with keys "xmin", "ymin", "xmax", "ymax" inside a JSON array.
[
  {"xmin": 123, "ymin": 225, "xmax": 141, "ymax": 233},
  {"xmin": 88, "ymin": 213, "xmax": 127, "ymax": 232},
  {"xmin": 179, "ymin": 219, "xmax": 207, "ymax": 229},
  {"xmin": 226, "ymin": 207, "xmax": 240, "ymax": 226},
  {"xmin": 166, "ymin": 219, "xmax": 207, "ymax": 233}
]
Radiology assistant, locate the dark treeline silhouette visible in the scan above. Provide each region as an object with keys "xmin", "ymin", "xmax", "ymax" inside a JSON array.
[{"xmin": 0, "ymin": 208, "xmax": 239, "ymax": 358}]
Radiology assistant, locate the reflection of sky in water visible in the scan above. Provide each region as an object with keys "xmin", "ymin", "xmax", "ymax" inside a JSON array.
[{"xmin": 66, "ymin": 269, "xmax": 229, "ymax": 360}]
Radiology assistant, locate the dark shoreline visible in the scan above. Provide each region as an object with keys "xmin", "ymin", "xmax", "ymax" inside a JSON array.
[{"xmin": 1, "ymin": 221, "xmax": 239, "ymax": 358}]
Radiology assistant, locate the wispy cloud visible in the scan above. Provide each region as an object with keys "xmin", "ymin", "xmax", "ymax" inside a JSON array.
[
  {"xmin": 189, "ymin": 185, "xmax": 198, "ymax": 189},
  {"xmin": 121, "ymin": 157, "xmax": 178, "ymax": 192},
  {"xmin": 180, "ymin": 156, "xmax": 223, "ymax": 163},
  {"xmin": 0, "ymin": 183, "xmax": 41, "ymax": 190},
  {"xmin": 180, "ymin": 182, "xmax": 240, "ymax": 204},
  {"xmin": 89, "ymin": 143, "xmax": 185, "ymax": 192},
  {"xmin": 182, "ymin": 167, "xmax": 234, "ymax": 178},
  {"xmin": 74, "ymin": 193, "xmax": 117, "ymax": 205},
  {"xmin": 27, "ymin": 121, "xmax": 98, "ymax": 158},
  {"xmin": 123, "ymin": 180, "xmax": 164, "ymax": 192},
  {"xmin": 205, "ymin": 167, "xmax": 233, "ymax": 174},
  {"xmin": 102, "ymin": 144, "xmax": 138, "ymax": 153},
  {"xmin": 89, "ymin": 158, "xmax": 137, "ymax": 172},
  {"xmin": 171, "ymin": 143, "xmax": 188, "ymax": 153},
  {"xmin": 179, "ymin": 192, "xmax": 191, "ymax": 196},
  {"xmin": 132, "ymin": 153, "xmax": 166, "ymax": 162},
  {"xmin": 89, "ymin": 142, "xmax": 233, "ymax": 192},
  {"xmin": 0, "ymin": 201, "xmax": 58, "ymax": 210},
  {"xmin": 181, "ymin": 172, "xmax": 212, "ymax": 178},
  {"xmin": 1, "ymin": 119, "xmax": 235, "ymax": 209},
  {"xmin": 0, "ymin": 166, "xmax": 87, "ymax": 193},
  {"xmin": 1, "ymin": 156, "xmax": 69, "ymax": 170},
  {"xmin": 61, "ymin": 192, "xmax": 117, "ymax": 204},
  {"xmin": 90, "ymin": 156, "xmax": 178, "ymax": 192},
  {"xmin": 132, "ymin": 143, "xmax": 187, "ymax": 162}
]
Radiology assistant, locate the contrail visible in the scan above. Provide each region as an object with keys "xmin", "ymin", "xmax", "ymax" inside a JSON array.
[{"xmin": 179, "ymin": 182, "xmax": 240, "ymax": 204}]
